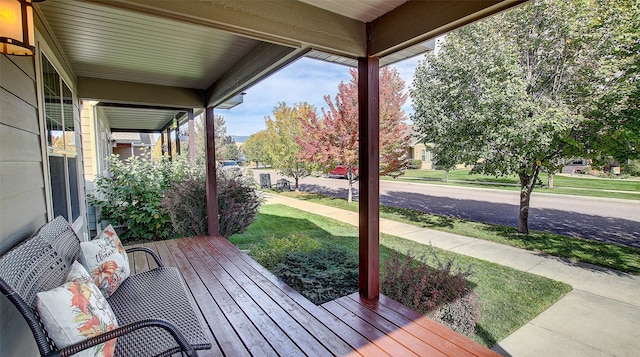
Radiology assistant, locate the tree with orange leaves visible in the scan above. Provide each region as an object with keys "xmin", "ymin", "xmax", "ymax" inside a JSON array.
[{"xmin": 297, "ymin": 67, "xmax": 410, "ymax": 202}]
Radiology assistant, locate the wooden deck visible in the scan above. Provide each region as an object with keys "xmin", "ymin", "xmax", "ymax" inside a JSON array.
[{"xmin": 128, "ymin": 236, "xmax": 499, "ymax": 357}]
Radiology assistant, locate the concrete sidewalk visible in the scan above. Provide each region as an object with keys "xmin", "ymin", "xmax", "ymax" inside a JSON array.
[{"xmin": 265, "ymin": 194, "xmax": 640, "ymax": 357}]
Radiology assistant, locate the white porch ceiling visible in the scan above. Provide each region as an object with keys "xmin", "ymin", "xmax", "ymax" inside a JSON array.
[
  {"xmin": 96, "ymin": 105, "xmax": 185, "ymax": 132},
  {"xmin": 37, "ymin": 0, "xmax": 261, "ymax": 90}
]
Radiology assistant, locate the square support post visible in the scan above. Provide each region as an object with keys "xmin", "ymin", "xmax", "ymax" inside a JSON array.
[
  {"xmin": 175, "ymin": 127, "xmax": 181, "ymax": 156},
  {"xmin": 188, "ymin": 109, "xmax": 196, "ymax": 161},
  {"xmin": 358, "ymin": 55, "xmax": 380, "ymax": 301},
  {"xmin": 166, "ymin": 127, "xmax": 173, "ymax": 160},
  {"xmin": 205, "ymin": 107, "xmax": 220, "ymax": 236},
  {"xmin": 160, "ymin": 131, "xmax": 165, "ymax": 158}
]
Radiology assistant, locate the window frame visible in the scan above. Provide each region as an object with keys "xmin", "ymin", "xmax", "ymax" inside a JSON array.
[{"xmin": 36, "ymin": 39, "xmax": 87, "ymax": 238}]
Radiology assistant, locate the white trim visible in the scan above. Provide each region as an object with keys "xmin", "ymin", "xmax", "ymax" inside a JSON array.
[{"xmin": 35, "ymin": 28, "xmax": 88, "ymax": 238}]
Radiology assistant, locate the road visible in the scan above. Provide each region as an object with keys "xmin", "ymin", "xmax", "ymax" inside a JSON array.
[{"xmin": 253, "ymin": 170, "xmax": 640, "ymax": 248}]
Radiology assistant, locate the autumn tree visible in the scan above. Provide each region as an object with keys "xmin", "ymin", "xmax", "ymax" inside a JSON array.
[
  {"xmin": 243, "ymin": 130, "xmax": 271, "ymax": 168},
  {"xmin": 264, "ymin": 102, "xmax": 315, "ymax": 190},
  {"xmin": 410, "ymin": 0, "xmax": 627, "ymax": 234},
  {"xmin": 298, "ymin": 67, "xmax": 410, "ymax": 202}
]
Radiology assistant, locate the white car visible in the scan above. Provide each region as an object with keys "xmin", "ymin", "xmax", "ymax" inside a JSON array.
[{"xmin": 219, "ymin": 160, "xmax": 242, "ymax": 174}]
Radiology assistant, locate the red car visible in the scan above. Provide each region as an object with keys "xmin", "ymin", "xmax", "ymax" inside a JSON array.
[{"xmin": 328, "ymin": 165, "xmax": 358, "ymax": 179}]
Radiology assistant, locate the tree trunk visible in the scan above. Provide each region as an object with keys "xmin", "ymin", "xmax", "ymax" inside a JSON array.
[
  {"xmin": 295, "ymin": 176, "xmax": 299, "ymax": 191},
  {"xmin": 347, "ymin": 170, "xmax": 355, "ymax": 202},
  {"xmin": 518, "ymin": 185, "xmax": 531, "ymax": 234},
  {"xmin": 518, "ymin": 167, "xmax": 540, "ymax": 234},
  {"xmin": 444, "ymin": 169, "xmax": 449, "ymax": 182},
  {"xmin": 548, "ymin": 173, "xmax": 554, "ymax": 188}
]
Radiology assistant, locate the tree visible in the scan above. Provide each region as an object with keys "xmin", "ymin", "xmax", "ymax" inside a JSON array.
[
  {"xmin": 574, "ymin": 0, "xmax": 640, "ymax": 169},
  {"xmin": 298, "ymin": 67, "xmax": 410, "ymax": 202},
  {"xmin": 243, "ymin": 130, "xmax": 271, "ymax": 168},
  {"xmin": 411, "ymin": 0, "xmax": 592, "ymax": 234},
  {"xmin": 264, "ymin": 102, "xmax": 315, "ymax": 190},
  {"xmin": 194, "ymin": 114, "xmax": 232, "ymax": 161}
]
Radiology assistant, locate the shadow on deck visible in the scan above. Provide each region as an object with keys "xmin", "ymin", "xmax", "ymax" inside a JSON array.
[{"xmin": 128, "ymin": 236, "xmax": 498, "ymax": 356}]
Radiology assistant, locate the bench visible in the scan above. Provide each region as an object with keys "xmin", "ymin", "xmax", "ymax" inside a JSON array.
[{"xmin": 0, "ymin": 217, "xmax": 211, "ymax": 356}]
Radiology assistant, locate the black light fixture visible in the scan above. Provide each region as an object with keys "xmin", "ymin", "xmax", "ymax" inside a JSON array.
[{"xmin": 0, "ymin": 0, "xmax": 43, "ymax": 56}]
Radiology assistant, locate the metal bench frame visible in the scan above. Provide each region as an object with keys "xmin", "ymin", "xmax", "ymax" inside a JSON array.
[{"xmin": 0, "ymin": 217, "xmax": 211, "ymax": 357}]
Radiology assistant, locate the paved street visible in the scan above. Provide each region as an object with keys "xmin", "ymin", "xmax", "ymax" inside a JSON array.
[{"xmin": 253, "ymin": 170, "xmax": 640, "ymax": 248}]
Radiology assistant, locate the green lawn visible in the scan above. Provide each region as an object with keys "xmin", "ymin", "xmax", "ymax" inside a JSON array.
[
  {"xmin": 230, "ymin": 204, "xmax": 571, "ymax": 347},
  {"xmin": 278, "ymin": 191, "xmax": 640, "ymax": 274},
  {"xmin": 387, "ymin": 169, "xmax": 640, "ymax": 200}
]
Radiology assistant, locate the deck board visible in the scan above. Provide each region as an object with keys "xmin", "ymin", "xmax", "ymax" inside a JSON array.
[{"xmin": 131, "ymin": 236, "xmax": 500, "ymax": 357}]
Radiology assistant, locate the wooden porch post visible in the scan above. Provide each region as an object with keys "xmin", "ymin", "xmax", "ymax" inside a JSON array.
[
  {"xmin": 358, "ymin": 52, "xmax": 380, "ymax": 301},
  {"xmin": 188, "ymin": 110, "xmax": 196, "ymax": 161},
  {"xmin": 166, "ymin": 127, "xmax": 173, "ymax": 160},
  {"xmin": 175, "ymin": 119, "xmax": 181, "ymax": 156},
  {"xmin": 205, "ymin": 107, "xmax": 220, "ymax": 236},
  {"xmin": 160, "ymin": 131, "xmax": 165, "ymax": 158}
]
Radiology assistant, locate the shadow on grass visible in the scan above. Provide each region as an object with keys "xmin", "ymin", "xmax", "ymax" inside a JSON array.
[
  {"xmin": 481, "ymin": 225, "xmax": 640, "ymax": 275},
  {"xmin": 379, "ymin": 190, "xmax": 640, "ymax": 249},
  {"xmin": 475, "ymin": 324, "xmax": 499, "ymax": 349},
  {"xmin": 380, "ymin": 205, "xmax": 457, "ymax": 229}
]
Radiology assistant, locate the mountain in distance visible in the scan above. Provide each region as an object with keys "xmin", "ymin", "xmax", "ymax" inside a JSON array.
[{"xmin": 230, "ymin": 135, "xmax": 249, "ymax": 143}]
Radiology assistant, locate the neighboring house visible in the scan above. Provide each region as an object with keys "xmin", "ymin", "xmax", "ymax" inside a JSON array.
[
  {"xmin": 406, "ymin": 125, "xmax": 436, "ymax": 169},
  {"xmin": 0, "ymin": 1, "xmax": 526, "ymax": 355},
  {"xmin": 110, "ymin": 132, "xmax": 155, "ymax": 160}
]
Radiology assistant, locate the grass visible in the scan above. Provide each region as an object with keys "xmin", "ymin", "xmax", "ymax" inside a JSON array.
[
  {"xmin": 230, "ymin": 204, "xmax": 571, "ymax": 347},
  {"xmin": 277, "ymin": 191, "xmax": 640, "ymax": 274},
  {"xmin": 386, "ymin": 169, "xmax": 640, "ymax": 200}
]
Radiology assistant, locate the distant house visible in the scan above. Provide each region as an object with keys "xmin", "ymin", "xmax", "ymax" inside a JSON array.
[
  {"xmin": 407, "ymin": 126, "xmax": 436, "ymax": 170},
  {"xmin": 111, "ymin": 132, "xmax": 155, "ymax": 160}
]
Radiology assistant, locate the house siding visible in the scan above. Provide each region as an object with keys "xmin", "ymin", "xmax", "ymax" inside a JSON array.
[{"xmin": 0, "ymin": 54, "xmax": 47, "ymax": 356}]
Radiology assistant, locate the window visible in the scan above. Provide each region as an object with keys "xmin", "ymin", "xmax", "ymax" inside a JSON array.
[{"xmin": 42, "ymin": 54, "xmax": 81, "ymax": 222}]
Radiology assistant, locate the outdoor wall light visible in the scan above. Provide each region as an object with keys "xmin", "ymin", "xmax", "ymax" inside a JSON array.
[{"xmin": 0, "ymin": 0, "xmax": 44, "ymax": 56}]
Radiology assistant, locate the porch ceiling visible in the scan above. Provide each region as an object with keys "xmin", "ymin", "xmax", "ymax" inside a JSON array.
[
  {"xmin": 35, "ymin": 0, "xmax": 526, "ymax": 132},
  {"xmin": 95, "ymin": 105, "xmax": 185, "ymax": 132}
]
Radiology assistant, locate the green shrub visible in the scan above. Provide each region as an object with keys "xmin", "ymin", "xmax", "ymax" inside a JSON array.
[
  {"xmin": 381, "ymin": 250, "xmax": 480, "ymax": 336},
  {"xmin": 89, "ymin": 154, "xmax": 198, "ymax": 241},
  {"xmin": 410, "ymin": 159, "xmax": 422, "ymax": 169},
  {"xmin": 274, "ymin": 246, "xmax": 358, "ymax": 305},
  {"xmin": 623, "ymin": 160, "xmax": 640, "ymax": 177},
  {"xmin": 162, "ymin": 170, "xmax": 262, "ymax": 238},
  {"xmin": 250, "ymin": 234, "xmax": 321, "ymax": 269},
  {"xmin": 92, "ymin": 153, "xmax": 260, "ymax": 241}
]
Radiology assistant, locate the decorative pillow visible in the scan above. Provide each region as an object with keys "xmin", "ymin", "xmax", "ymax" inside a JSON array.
[
  {"xmin": 79, "ymin": 225, "xmax": 130, "ymax": 298},
  {"xmin": 36, "ymin": 279, "xmax": 118, "ymax": 357},
  {"xmin": 66, "ymin": 260, "xmax": 94, "ymax": 285}
]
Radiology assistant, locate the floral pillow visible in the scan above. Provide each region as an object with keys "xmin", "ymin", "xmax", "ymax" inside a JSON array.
[
  {"xmin": 66, "ymin": 260, "xmax": 95, "ymax": 285},
  {"xmin": 36, "ymin": 268, "xmax": 118, "ymax": 357},
  {"xmin": 79, "ymin": 225, "xmax": 130, "ymax": 298}
]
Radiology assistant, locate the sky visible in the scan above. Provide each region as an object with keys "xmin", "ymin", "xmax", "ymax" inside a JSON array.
[{"xmin": 220, "ymin": 55, "xmax": 424, "ymax": 136}]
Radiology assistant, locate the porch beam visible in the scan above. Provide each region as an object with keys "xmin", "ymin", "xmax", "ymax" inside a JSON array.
[
  {"xmin": 358, "ymin": 53, "xmax": 380, "ymax": 301},
  {"xmin": 369, "ymin": 0, "xmax": 527, "ymax": 57},
  {"xmin": 205, "ymin": 107, "xmax": 220, "ymax": 236},
  {"xmin": 84, "ymin": 0, "xmax": 366, "ymax": 58},
  {"xmin": 206, "ymin": 44, "xmax": 308, "ymax": 108},
  {"xmin": 77, "ymin": 77, "xmax": 204, "ymax": 108}
]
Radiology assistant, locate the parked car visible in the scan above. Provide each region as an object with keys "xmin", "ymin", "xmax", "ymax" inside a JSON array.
[
  {"xmin": 328, "ymin": 165, "xmax": 358, "ymax": 179},
  {"xmin": 220, "ymin": 160, "xmax": 243, "ymax": 175}
]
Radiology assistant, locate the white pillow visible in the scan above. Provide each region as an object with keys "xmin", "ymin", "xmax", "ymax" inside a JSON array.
[
  {"xmin": 36, "ymin": 277, "xmax": 118, "ymax": 357},
  {"xmin": 79, "ymin": 225, "xmax": 130, "ymax": 298},
  {"xmin": 66, "ymin": 260, "xmax": 94, "ymax": 285}
]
